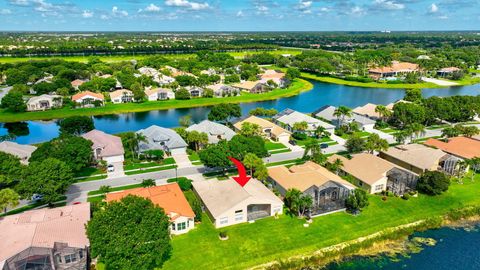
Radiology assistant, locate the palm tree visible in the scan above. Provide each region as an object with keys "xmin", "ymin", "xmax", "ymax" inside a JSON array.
[
  {"xmin": 333, "ymin": 106, "xmax": 352, "ymax": 127},
  {"xmin": 407, "ymin": 123, "xmax": 426, "ymax": 141},
  {"xmin": 375, "ymin": 105, "xmax": 391, "ymax": 122},
  {"xmin": 129, "ymin": 133, "xmax": 147, "ymax": 159},
  {"xmin": 330, "ymin": 158, "xmax": 344, "ymax": 175},
  {"xmin": 303, "ymin": 138, "xmax": 321, "ymax": 159},
  {"xmin": 315, "ymin": 126, "xmax": 327, "ymax": 138}
]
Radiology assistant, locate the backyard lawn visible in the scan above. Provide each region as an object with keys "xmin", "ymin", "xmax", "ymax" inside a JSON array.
[
  {"xmin": 153, "ymin": 174, "xmax": 480, "ymax": 270},
  {"xmin": 265, "ymin": 140, "xmax": 291, "ymax": 154}
]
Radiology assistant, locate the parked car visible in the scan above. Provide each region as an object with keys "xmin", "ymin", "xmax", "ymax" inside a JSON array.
[
  {"xmin": 320, "ymin": 143, "xmax": 329, "ymax": 149},
  {"xmin": 107, "ymin": 164, "xmax": 115, "ymax": 172},
  {"xmin": 31, "ymin": 194, "xmax": 44, "ymax": 202}
]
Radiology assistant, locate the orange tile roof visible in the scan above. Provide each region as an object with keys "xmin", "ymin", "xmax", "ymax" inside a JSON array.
[
  {"xmin": 424, "ymin": 137, "xmax": 480, "ymax": 159},
  {"xmin": 106, "ymin": 183, "xmax": 195, "ymax": 219},
  {"xmin": 71, "ymin": 79, "xmax": 85, "ymax": 86},
  {"xmin": 369, "ymin": 61, "xmax": 419, "ymax": 74},
  {"xmin": 71, "ymin": 91, "xmax": 104, "ymax": 101}
]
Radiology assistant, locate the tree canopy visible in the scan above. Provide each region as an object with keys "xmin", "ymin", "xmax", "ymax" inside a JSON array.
[
  {"xmin": 58, "ymin": 116, "xmax": 95, "ymax": 135},
  {"xmin": 87, "ymin": 195, "xmax": 172, "ymax": 270},
  {"xmin": 417, "ymin": 171, "xmax": 450, "ymax": 195}
]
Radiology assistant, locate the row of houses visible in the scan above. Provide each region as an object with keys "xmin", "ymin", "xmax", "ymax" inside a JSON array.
[
  {"xmin": 25, "ymin": 68, "xmax": 287, "ymax": 111},
  {"xmin": 368, "ymin": 61, "xmax": 462, "ymax": 80}
]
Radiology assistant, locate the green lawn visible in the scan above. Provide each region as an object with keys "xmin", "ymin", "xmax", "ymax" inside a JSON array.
[
  {"xmin": 339, "ymin": 131, "xmax": 371, "ymax": 140},
  {"xmin": 87, "ymin": 183, "xmax": 144, "ymax": 196},
  {"xmin": 74, "ymin": 167, "xmax": 105, "ymax": 178},
  {"xmin": 426, "ymin": 124, "xmax": 450, "ymax": 130},
  {"xmin": 188, "ymin": 152, "xmax": 203, "ymax": 166},
  {"xmin": 152, "ymin": 174, "xmax": 480, "ymax": 270},
  {"xmin": 266, "ymin": 158, "xmax": 306, "ymax": 167},
  {"xmin": 76, "ymin": 175, "xmax": 107, "ymax": 182},
  {"xmin": 0, "ymin": 79, "xmax": 312, "ymax": 123},
  {"xmin": 378, "ymin": 127, "xmax": 400, "ymax": 134},
  {"xmin": 265, "ymin": 141, "xmax": 288, "ymax": 151},
  {"xmin": 124, "ymin": 165, "xmax": 177, "ymax": 175},
  {"xmin": 123, "ymin": 157, "xmax": 176, "ymax": 171}
]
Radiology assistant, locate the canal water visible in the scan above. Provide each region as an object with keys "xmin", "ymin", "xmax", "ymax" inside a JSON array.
[
  {"xmin": 1, "ymin": 80, "xmax": 479, "ymax": 144},
  {"xmin": 325, "ymin": 224, "xmax": 480, "ymax": 270}
]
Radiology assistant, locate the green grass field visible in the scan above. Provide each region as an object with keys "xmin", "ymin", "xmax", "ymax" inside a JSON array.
[
  {"xmin": 124, "ymin": 164, "xmax": 177, "ymax": 175},
  {"xmin": 0, "ymin": 49, "xmax": 303, "ymax": 63},
  {"xmin": 123, "ymin": 157, "xmax": 176, "ymax": 171},
  {"xmin": 151, "ymin": 174, "xmax": 480, "ymax": 270},
  {"xmin": 0, "ymin": 79, "xmax": 312, "ymax": 123}
]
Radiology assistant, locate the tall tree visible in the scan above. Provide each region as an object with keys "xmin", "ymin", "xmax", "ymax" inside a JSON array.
[
  {"xmin": 58, "ymin": 116, "xmax": 95, "ymax": 135},
  {"xmin": 284, "ymin": 188, "xmax": 312, "ymax": 217},
  {"xmin": 417, "ymin": 171, "xmax": 450, "ymax": 195},
  {"xmin": 87, "ymin": 195, "xmax": 172, "ymax": 270},
  {"xmin": 292, "ymin": 121, "xmax": 308, "ymax": 132},
  {"xmin": 240, "ymin": 122, "xmax": 262, "ymax": 137},
  {"xmin": 186, "ymin": 130, "xmax": 208, "ymax": 151},
  {"xmin": 16, "ymin": 158, "xmax": 74, "ymax": 204},
  {"xmin": 365, "ymin": 133, "xmax": 389, "ymax": 154},
  {"xmin": 208, "ymin": 103, "xmax": 241, "ymax": 124},
  {"xmin": 0, "ymin": 91, "xmax": 26, "ymax": 112},
  {"xmin": 334, "ymin": 106, "xmax": 352, "ymax": 126},
  {"xmin": 179, "ymin": 115, "xmax": 192, "ymax": 127},
  {"xmin": 345, "ymin": 189, "xmax": 369, "ymax": 214},
  {"xmin": 0, "ymin": 188, "xmax": 20, "ymax": 213}
]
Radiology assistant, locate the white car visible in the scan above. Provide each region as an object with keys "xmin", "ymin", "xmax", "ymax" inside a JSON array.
[{"xmin": 107, "ymin": 164, "xmax": 115, "ymax": 172}]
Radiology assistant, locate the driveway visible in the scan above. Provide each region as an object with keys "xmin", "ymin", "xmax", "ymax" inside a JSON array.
[
  {"xmin": 107, "ymin": 162, "xmax": 125, "ymax": 178},
  {"xmin": 421, "ymin": 77, "xmax": 459, "ymax": 86},
  {"xmin": 0, "ymin": 86, "xmax": 12, "ymax": 102},
  {"xmin": 172, "ymin": 153, "xmax": 192, "ymax": 167}
]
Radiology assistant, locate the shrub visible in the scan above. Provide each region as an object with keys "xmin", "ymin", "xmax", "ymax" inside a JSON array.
[
  {"xmin": 184, "ymin": 190, "xmax": 202, "ymax": 222},
  {"xmin": 402, "ymin": 193, "xmax": 410, "ymax": 200},
  {"xmin": 219, "ymin": 231, "xmax": 228, "ymax": 238},
  {"xmin": 292, "ymin": 132, "xmax": 307, "ymax": 140},
  {"xmin": 167, "ymin": 177, "xmax": 193, "ymax": 191},
  {"xmin": 382, "ymin": 196, "xmax": 387, "ymax": 201},
  {"xmin": 417, "ymin": 171, "xmax": 450, "ymax": 195}
]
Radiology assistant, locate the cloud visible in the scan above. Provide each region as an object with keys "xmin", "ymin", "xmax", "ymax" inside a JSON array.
[
  {"xmin": 0, "ymin": 8, "xmax": 12, "ymax": 14},
  {"xmin": 349, "ymin": 6, "xmax": 366, "ymax": 16},
  {"xmin": 296, "ymin": 0, "xmax": 313, "ymax": 13},
  {"xmin": 236, "ymin": 10, "xmax": 244, "ymax": 17},
  {"xmin": 112, "ymin": 6, "xmax": 128, "ymax": 17},
  {"xmin": 165, "ymin": 0, "xmax": 210, "ymax": 10},
  {"xmin": 429, "ymin": 3, "xmax": 439, "ymax": 13},
  {"xmin": 145, "ymin": 3, "xmax": 161, "ymax": 12},
  {"xmin": 82, "ymin": 10, "xmax": 93, "ymax": 18},
  {"xmin": 372, "ymin": 0, "xmax": 405, "ymax": 10},
  {"xmin": 8, "ymin": 0, "xmax": 29, "ymax": 6}
]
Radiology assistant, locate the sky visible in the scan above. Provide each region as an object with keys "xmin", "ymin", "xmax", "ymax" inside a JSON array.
[{"xmin": 0, "ymin": 0, "xmax": 479, "ymax": 31}]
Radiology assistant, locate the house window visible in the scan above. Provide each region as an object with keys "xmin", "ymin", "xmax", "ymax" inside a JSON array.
[
  {"xmin": 171, "ymin": 223, "xmax": 176, "ymax": 231},
  {"xmin": 374, "ymin": 184, "xmax": 384, "ymax": 192},
  {"xmin": 79, "ymin": 250, "xmax": 84, "ymax": 259},
  {"xmin": 56, "ymin": 255, "xmax": 62, "ymax": 263},
  {"xmin": 177, "ymin": 222, "xmax": 186, "ymax": 230},
  {"xmin": 64, "ymin": 254, "xmax": 77, "ymax": 264},
  {"xmin": 235, "ymin": 212, "xmax": 243, "ymax": 221},
  {"xmin": 219, "ymin": 217, "xmax": 228, "ymax": 225}
]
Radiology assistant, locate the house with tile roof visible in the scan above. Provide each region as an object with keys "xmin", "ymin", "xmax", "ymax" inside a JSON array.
[
  {"xmin": 0, "ymin": 141, "xmax": 37, "ymax": 164},
  {"xmin": 137, "ymin": 125, "xmax": 188, "ymax": 155},
  {"xmin": 379, "ymin": 144, "xmax": 451, "ymax": 175},
  {"xmin": 192, "ymin": 179, "xmax": 283, "ymax": 228},
  {"xmin": 26, "ymin": 94, "xmax": 62, "ymax": 111},
  {"xmin": 186, "ymin": 120, "xmax": 236, "ymax": 144},
  {"xmin": 259, "ymin": 69, "xmax": 288, "ymax": 88},
  {"xmin": 71, "ymin": 91, "xmax": 104, "ymax": 107},
  {"xmin": 82, "ymin": 129, "xmax": 124, "ymax": 164},
  {"xmin": 369, "ymin": 61, "xmax": 420, "ymax": 80},
  {"xmin": 272, "ymin": 108, "xmax": 335, "ymax": 135},
  {"xmin": 205, "ymin": 83, "xmax": 238, "ymax": 97},
  {"xmin": 233, "ymin": 115, "xmax": 291, "ymax": 143},
  {"xmin": 424, "ymin": 137, "xmax": 480, "ymax": 160},
  {"xmin": 109, "ymin": 89, "xmax": 134, "ymax": 104},
  {"xmin": 268, "ymin": 161, "xmax": 355, "ymax": 215},
  {"xmin": 314, "ymin": 105, "xmax": 376, "ymax": 130},
  {"xmin": 145, "ymin": 87, "xmax": 174, "ymax": 101},
  {"xmin": 232, "ymin": 81, "xmax": 270, "ymax": 93},
  {"xmin": 0, "ymin": 203, "xmax": 90, "ymax": 270},
  {"xmin": 106, "ymin": 183, "xmax": 195, "ymax": 235},
  {"xmin": 71, "ymin": 79, "xmax": 86, "ymax": 90},
  {"xmin": 329, "ymin": 153, "xmax": 417, "ymax": 195}
]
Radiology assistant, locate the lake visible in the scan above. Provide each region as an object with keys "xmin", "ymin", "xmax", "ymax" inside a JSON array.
[
  {"xmin": 1, "ymin": 80, "xmax": 479, "ymax": 144},
  {"xmin": 325, "ymin": 224, "xmax": 480, "ymax": 270}
]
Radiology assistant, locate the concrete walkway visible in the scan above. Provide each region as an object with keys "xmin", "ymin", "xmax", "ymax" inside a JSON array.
[
  {"xmin": 421, "ymin": 77, "xmax": 459, "ymax": 86},
  {"xmin": 172, "ymin": 153, "xmax": 192, "ymax": 167}
]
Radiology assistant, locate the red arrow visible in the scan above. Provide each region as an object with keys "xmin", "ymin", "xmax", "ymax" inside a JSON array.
[{"xmin": 228, "ymin": 156, "xmax": 251, "ymax": 187}]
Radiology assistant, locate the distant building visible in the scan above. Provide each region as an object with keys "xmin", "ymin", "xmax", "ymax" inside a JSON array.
[
  {"xmin": 368, "ymin": 61, "xmax": 419, "ymax": 80},
  {"xmin": 0, "ymin": 203, "xmax": 90, "ymax": 270},
  {"xmin": 233, "ymin": 115, "xmax": 291, "ymax": 143},
  {"xmin": 71, "ymin": 79, "xmax": 86, "ymax": 90},
  {"xmin": 71, "ymin": 91, "xmax": 104, "ymax": 107},
  {"xmin": 232, "ymin": 81, "xmax": 270, "ymax": 93},
  {"xmin": 192, "ymin": 179, "xmax": 283, "ymax": 228},
  {"xmin": 272, "ymin": 108, "xmax": 335, "ymax": 135},
  {"xmin": 186, "ymin": 86, "xmax": 204, "ymax": 98},
  {"xmin": 259, "ymin": 69, "xmax": 288, "ymax": 88},
  {"xmin": 26, "ymin": 94, "xmax": 62, "ymax": 111},
  {"xmin": 106, "ymin": 183, "xmax": 195, "ymax": 235},
  {"xmin": 206, "ymin": 83, "xmax": 238, "ymax": 97},
  {"xmin": 424, "ymin": 137, "xmax": 480, "ymax": 160},
  {"xmin": 314, "ymin": 105, "xmax": 376, "ymax": 131},
  {"xmin": 109, "ymin": 89, "xmax": 134, "ymax": 104},
  {"xmin": 0, "ymin": 141, "xmax": 37, "ymax": 164},
  {"xmin": 186, "ymin": 120, "xmax": 236, "ymax": 144},
  {"xmin": 145, "ymin": 88, "xmax": 174, "ymax": 101},
  {"xmin": 437, "ymin": 67, "xmax": 461, "ymax": 77}
]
